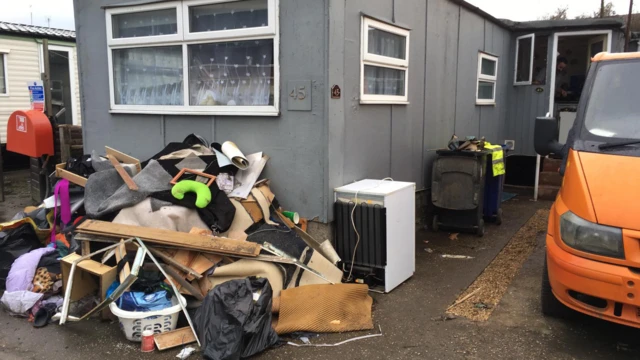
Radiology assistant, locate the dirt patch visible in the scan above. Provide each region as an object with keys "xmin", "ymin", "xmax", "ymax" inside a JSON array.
[{"xmin": 447, "ymin": 208, "xmax": 549, "ymax": 321}]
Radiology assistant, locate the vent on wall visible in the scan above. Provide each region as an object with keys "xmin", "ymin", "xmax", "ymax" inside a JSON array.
[{"xmin": 334, "ymin": 201, "xmax": 387, "ymax": 269}]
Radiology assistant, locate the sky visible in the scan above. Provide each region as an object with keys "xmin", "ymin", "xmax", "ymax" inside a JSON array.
[
  {"xmin": 0, "ymin": 0, "xmax": 76, "ymax": 30},
  {"xmin": 466, "ymin": 0, "xmax": 638, "ymax": 21},
  {"xmin": 0, "ymin": 0, "xmax": 637, "ymax": 30}
]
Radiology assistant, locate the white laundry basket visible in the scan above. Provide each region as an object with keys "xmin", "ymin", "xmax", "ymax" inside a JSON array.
[{"xmin": 109, "ymin": 294, "xmax": 185, "ymax": 342}]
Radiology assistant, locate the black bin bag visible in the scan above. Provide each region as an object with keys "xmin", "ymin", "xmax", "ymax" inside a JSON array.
[
  {"xmin": 194, "ymin": 277, "xmax": 279, "ymax": 360},
  {"xmin": 0, "ymin": 224, "xmax": 42, "ymax": 289}
]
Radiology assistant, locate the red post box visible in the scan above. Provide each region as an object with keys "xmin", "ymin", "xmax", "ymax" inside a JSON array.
[{"xmin": 6, "ymin": 110, "xmax": 54, "ymax": 157}]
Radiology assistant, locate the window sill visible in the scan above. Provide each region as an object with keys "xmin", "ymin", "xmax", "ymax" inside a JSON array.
[
  {"xmin": 475, "ymin": 102, "xmax": 496, "ymax": 106},
  {"xmin": 360, "ymin": 100, "xmax": 410, "ymax": 105},
  {"xmin": 0, "ymin": 93, "xmax": 10, "ymax": 97},
  {"xmin": 109, "ymin": 107, "xmax": 280, "ymax": 117}
]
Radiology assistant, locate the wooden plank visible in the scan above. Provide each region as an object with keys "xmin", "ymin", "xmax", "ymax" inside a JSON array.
[
  {"xmin": 76, "ymin": 220, "xmax": 261, "ymax": 256},
  {"xmin": 59, "ymin": 126, "xmax": 71, "ymax": 163},
  {"xmin": 105, "ymin": 146, "xmax": 141, "ymax": 173},
  {"xmin": 148, "ymin": 247, "xmax": 203, "ymax": 280},
  {"xmin": 241, "ymin": 198, "xmax": 263, "ymax": 223},
  {"xmin": 153, "ymin": 327, "xmax": 196, "ymax": 351},
  {"xmin": 107, "ymin": 155, "xmax": 138, "ymax": 191},
  {"xmin": 81, "ymin": 240, "xmax": 91, "ymax": 256},
  {"xmin": 115, "ymin": 239, "xmax": 130, "ymax": 283},
  {"xmin": 56, "ymin": 163, "xmax": 87, "ymax": 187}
]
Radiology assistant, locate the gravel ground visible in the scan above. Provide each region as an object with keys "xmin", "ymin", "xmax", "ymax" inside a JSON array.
[
  {"xmin": 1, "ymin": 177, "xmax": 639, "ymax": 359},
  {"xmin": 449, "ymin": 209, "xmax": 550, "ymax": 321}
]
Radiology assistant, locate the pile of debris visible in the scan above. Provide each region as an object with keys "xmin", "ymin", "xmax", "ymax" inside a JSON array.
[{"xmin": 0, "ymin": 135, "xmax": 376, "ymax": 359}]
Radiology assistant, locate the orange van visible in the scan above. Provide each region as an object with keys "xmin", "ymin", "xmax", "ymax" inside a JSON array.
[{"xmin": 535, "ymin": 52, "xmax": 640, "ymax": 327}]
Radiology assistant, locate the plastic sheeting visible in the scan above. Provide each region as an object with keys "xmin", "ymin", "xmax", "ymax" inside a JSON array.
[
  {"xmin": 194, "ymin": 277, "xmax": 278, "ymax": 360},
  {"xmin": 0, "ymin": 224, "xmax": 42, "ymax": 289}
]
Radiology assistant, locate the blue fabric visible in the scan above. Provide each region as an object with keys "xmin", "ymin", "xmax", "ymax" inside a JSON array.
[{"xmin": 107, "ymin": 283, "xmax": 172, "ymax": 312}]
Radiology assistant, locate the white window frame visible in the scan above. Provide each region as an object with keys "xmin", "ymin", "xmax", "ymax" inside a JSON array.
[
  {"xmin": 106, "ymin": 2, "xmax": 184, "ymax": 47},
  {"xmin": 105, "ymin": 0, "xmax": 280, "ymax": 116},
  {"xmin": 183, "ymin": 0, "xmax": 277, "ymax": 41},
  {"xmin": 514, "ymin": 33, "xmax": 535, "ymax": 85},
  {"xmin": 0, "ymin": 49, "xmax": 9, "ymax": 96},
  {"xmin": 476, "ymin": 52, "xmax": 498, "ymax": 106},
  {"xmin": 360, "ymin": 16, "xmax": 410, "ymax": 104}
]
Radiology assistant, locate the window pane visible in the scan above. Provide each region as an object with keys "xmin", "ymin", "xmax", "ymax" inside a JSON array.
[
  {"xmin": 516, "ymin": 37, "xmax": 533, "ymax": 82},
  {"xmin": 190, "ymin": 0, "xmax": 268, "ymax": 33},
  {"xmin": 112, "ymin": 9, "xmax": 177, "ymax": 38},
  {"xmin": 113, "ymin": 46, "xmax": 183, "ymax": 105},
  {"xmin": 585, "ymin": 62, "xmax": 640, "ymax": 139},
  {"xmin": 188, "ymin": 39, "xmax": 274, "ymax": 106},
  {"xmin": 0, "ymin": 55, "xmax": 5, "ymax": 94},
  {"xmin": 363, "ymin": 65, "xmax": 405, "ymax": 96},
  {"xmin": 481, "ymin": 57, "xmax": 496, "ymax": 76},
  {"xmin": 477, "ymin": 81, "xmax": 495, "ymax": 100},
  {"xmin": 367, "ymin": 27, "xmax": 406, "ymax": 60}
]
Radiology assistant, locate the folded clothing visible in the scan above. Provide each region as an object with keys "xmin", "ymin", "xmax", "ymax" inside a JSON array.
[{"xmin": 107, "ymin": 285, "xmax": 173, "ymax": 312}]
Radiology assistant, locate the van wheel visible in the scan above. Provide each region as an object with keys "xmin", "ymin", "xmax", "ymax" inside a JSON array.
[{"xmin": 541, "ymin": 254, "xmax": 572, "ymax": 317}]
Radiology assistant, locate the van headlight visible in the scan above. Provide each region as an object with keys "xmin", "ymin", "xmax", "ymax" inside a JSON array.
[{"xmin": 560, "ymin": 211, "xmax": 624, "ymax": 259}]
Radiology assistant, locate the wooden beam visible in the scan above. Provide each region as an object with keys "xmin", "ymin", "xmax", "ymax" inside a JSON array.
[
  {"xmin": 106, "ymin": 155, "xmax": 138, "ymax": 191},
  {"xmin": 76, "ymin": 220, "xmax": 261, "ymax": 257},
  {"xmin": 42, "ymin": 39, "xmax": 53, "ymax": 116},
  {"xmin": 115, "ymin": 239, "xmax": 130, "ymax": 283},
  {"xmin": 147, "ymin": 247, "xmax": 203, "ymax": 280},
  {"xmin": 105, "ymin": 146, "xmax": 141, "ymax": 173}
]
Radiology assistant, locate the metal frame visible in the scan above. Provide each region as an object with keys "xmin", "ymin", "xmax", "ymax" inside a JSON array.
[
  {"xmin": 55, "ymin": 237, "xmax": 201, "ymax": 347},
  {"xmin": 105, "ymin": 0, "xmax": 280, "ymax": 116},
  {"xmin": 360, "ymin": 16, "xmax": 410, "ymax": 105},
  {"xmin": 476, "ymin": 52, "xmax": 499, "ymax": 105},
  {"xmin": 514, "ymin": 33, "xmax": 535, "ymax": 86}
]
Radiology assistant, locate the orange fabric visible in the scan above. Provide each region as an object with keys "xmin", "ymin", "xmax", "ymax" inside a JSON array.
[
  {"xmin": 592, "ymin": 52, "xmax": 640, "ymax": 62},
  {"xmin": 55, "ymin": 233, "xmax": 70, "ymax": 248}
]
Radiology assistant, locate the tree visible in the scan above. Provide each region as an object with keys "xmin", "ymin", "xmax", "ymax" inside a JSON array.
[
  {"xmin": 575, "ymin": 1, "xmax": 616, "ymax": 19},
  {"xmin": 540, "ymin": 6, "xmax": 569, "ymax": 20}
]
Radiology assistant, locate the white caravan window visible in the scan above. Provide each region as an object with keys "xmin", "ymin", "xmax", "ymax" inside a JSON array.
[
  {"xmin": 476, "ymin": 52, "xmax": 498, "ymax": 105},
  {"xmin": 106, "ymin": 0, "xmax": 279, "ymax": 116},
  {"xmin": 514, "ymin": 33, "xmax": 535, "ymax": 85},
  {"xmin": 360, "ymin": 16, "xmax": 410, "ymax": 104},
  {"xmin": 0, "ymin": 51, "xmax": 8, "ymax": 95}
]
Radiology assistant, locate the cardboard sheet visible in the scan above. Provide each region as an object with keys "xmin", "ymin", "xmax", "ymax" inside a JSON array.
[{"xmin": 228, "ymin": 153, "xmax": 269, "ymax": 199}]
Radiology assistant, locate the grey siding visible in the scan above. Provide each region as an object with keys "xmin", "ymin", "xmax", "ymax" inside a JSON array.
[
  {"xmin": 327, "ymin": 0, "xmax": 512, "ymax": 223},
  {"xmin": 74, "ymin": 0, "xmax": 329, "ymax": 220}
]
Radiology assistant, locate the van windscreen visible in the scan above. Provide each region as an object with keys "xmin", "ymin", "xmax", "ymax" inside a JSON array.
[{"xmin": 585, "ymin": 61, "xmax": 640, "ymax": 140}]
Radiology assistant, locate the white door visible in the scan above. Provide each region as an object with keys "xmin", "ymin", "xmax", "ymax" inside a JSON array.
[{"xmin": 38, "ymin": 44, "xmax": 79, "ymax": 125}]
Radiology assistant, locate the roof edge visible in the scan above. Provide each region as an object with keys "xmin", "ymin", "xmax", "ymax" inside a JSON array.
[{"xmin": 448, "ymin": 0, "xmax": 511, "ymax": 30}]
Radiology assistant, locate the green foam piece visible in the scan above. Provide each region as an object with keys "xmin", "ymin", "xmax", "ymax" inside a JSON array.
[{"xmin": 171, "ymin": 180, "xmax": 212, "ymax": 209}]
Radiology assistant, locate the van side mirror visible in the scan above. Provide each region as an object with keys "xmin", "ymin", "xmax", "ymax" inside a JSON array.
[{"xmin": 534, "ymin": 116, "xmax": 564, "ymax": 155}]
